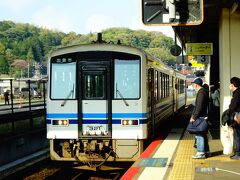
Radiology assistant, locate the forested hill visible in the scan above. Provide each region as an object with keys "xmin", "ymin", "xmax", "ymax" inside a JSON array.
[{"xmin": 0, "ymin": 20, "xmax": 176, "ymax": 77}]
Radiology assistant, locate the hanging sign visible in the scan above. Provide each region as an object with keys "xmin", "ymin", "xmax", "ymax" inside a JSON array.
[{"xmin": 186, "ymin": 43, "xmax": 213, "ymax": 55}]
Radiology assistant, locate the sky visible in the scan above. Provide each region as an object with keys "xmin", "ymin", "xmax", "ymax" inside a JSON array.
[{"xmin": 0, "ymin": 0, "xmax": 174, "ymax": 38}]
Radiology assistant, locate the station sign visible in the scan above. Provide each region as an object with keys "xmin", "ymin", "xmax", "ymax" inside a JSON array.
[
  {"xmin": 196, "ymin": 55, "xmax": 209, "ymax": 63},
  {"xmin": 186, "ymin": 43, "xmax": 213, "ymax": 55}
]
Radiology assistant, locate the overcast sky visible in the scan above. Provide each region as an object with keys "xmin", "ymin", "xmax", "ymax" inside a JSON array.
[{"xmin": 0, "ymin": 0, "xmax": 174, "ymax": 38}]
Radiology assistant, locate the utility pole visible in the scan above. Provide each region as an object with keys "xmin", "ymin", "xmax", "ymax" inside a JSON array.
[{"xmin": 28, "ymin": 62, "xmax": 29, "ymax": 79}]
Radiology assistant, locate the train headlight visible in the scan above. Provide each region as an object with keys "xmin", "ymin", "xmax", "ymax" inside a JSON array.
[
  {"xmin": 121, "ymin": 119, "xmax": 138, "ymax": 126},
  {"xmin": 123, "ymin": 120, "xmax": 128, "ymax": 125},
  {"xmin": 52, "ymin": 119, "xmax": 69, "ymax": 126},
  {"xmin": 63, "ymin": 120, "xmax": 68, "ymax": 125}
]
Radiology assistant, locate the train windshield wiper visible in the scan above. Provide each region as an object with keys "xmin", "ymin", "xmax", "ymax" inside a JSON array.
[
  {"xmin": 61, "ymin": 84, "xmax": 75, "ymax": 107},
  {"xmin": 116, "ymin": 89, "xmax": 129, "ymax": 106}
]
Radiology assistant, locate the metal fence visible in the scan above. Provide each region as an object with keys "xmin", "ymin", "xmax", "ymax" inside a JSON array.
[
  {"xmin": 0, "ymin": 79, "xmax": 47, "ymax": 137},
  {"xmin": 0, "ymin": 79, "xmax": 47, "ymax": 114},
  {"xmin": 0, "ymin": 109, "xmax": 46, "ymax": 138}
]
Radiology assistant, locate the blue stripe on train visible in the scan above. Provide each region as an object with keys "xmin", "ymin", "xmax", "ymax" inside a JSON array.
[
  {"xmin": 47, "ymin": 113, "xmax": 147, "ymax": 119},
  {"xmin": 47, "ymin": 118, "xmax": 147, "ymax": 124}
]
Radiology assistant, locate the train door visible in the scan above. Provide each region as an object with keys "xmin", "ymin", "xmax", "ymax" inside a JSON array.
[
  {"xmin": 78, "ymin": 61, "xmax": 112, "ymax": 138},
  {"xmin": 174, "ymin": 78, "xmax": 179, "ymax": 111},
  {"xmin": 173, "ymin": 76, "xmax": 177, "ymax": 112},
  {"xmin": 148, "ymin": 68, "xmax": 155, "ymax": 137}
]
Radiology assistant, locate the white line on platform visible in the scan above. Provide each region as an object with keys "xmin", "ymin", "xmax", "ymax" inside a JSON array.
[{"xmin": 137, "ymin": 128, "xmax": 184, "ymax": 180}]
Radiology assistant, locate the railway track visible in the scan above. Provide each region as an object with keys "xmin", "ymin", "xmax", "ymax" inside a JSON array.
[
  {"xmin": 2, "ymin": 106, "xmax": 193, "ymax": 180},
  {"xmin": 2, "ymin": 158, "xmax": 132, "ymax": 180}
]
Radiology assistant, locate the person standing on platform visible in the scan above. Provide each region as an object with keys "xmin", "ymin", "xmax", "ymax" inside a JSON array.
[
  {"xmin": 203, "ymin": 83, "xmax": 210, "ymax": 93},
  {"xmin": 228, "ymin": 77, "xmax": 240, "ymax": 159},
  {"xmin": 190, "ymin": 77, "xmax": 210, "ymax": 159},
  {"xmin": 4, "ymin": 90, "xmax": 10, "ymax": 105},
  {"xmin": 211, "ymin": 83, "xmax": 220, "ymax": 126}
]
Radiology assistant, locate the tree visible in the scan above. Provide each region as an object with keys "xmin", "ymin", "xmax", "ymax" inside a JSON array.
[
  {"xmin": 149, "ymin": 36, "xmax": 174, "ymax": 50},
  {"xmin": 5, "ymin": 49, "xmax": 16, "ymax": 61},
  {"xmin": 27, "ymin": 48, "xmax": 34, "ymax": 62},
  {"xmin": 0, "ymin": 21, "xmax": 15, "ymax": 32},
  {"xmin": 146, "ymin": 47, "xmax": 176, "ymax": 66},
  {"xmin": 26, "ymin": 48, "xmax": 35, "ymax": 77},
  {"xmin": 0, "ymin": 21, "xmax": 178, "ymax": 75},
  {"xmin": 0, "ymin": 20, "xmax": 66, "ymax": 71},
  {"xmin": 0, "ymin": 42, "xmax": 5, "ymax": 55},
  {"xmin": 102, "ymin": 28, "xmax": 133, "ymax": 45},
  {"xmin": 131, "ymin": 30, "xmax": 152, "ymax": 48},
  {"xmin": 11, "ymin": 59, "xmax": 28, "ymax": 78},
  {"xmin": 0, "ymin": 55, "xmax": 9, "ymax": 74},
  {"xmin": 61, "ymin": 32, "xmax": 78, "ymax": 46}
]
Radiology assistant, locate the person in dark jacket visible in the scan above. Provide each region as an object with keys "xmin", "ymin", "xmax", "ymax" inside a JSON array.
[
  {"xmin": 228, "ymin": 77, "xmax": 240, "ymax": 159},
  {"xmin": 190, "ymin": 77, "xmax": 210, "ymax": 159},
  {"xmin": 4, "ymin": 90, "xmax": 10, "ymax": 105}
]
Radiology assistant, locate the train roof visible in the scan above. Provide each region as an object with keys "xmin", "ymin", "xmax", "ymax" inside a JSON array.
[
  {"xmin": 49, "ymin": 42, "xmax": 185, "ymax": 78},
  {"xmin": 49, "ymin": 43, "xmax": 144, "ymax": 58}
]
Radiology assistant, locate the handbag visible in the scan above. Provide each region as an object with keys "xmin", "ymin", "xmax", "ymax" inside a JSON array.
[
  {"xmin": 220, "ymin": 124, "xmax": 233, "ymax": 155},
  {"xmin": 234, "ymin": 112, "xmax": 240, "ymax": 125},
  {"xmin": 187, "ymin": 117, "xmax": 208, "ymax": 134}
]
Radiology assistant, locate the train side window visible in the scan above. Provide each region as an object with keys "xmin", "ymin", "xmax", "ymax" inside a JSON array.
[
  {"xmin": 163, "ymin": 73, "xmax": 166, "ymax": 98},
  {"xmin": 147, "ymin": 69, "xmax": 152, "ymax": 106},
  {"xmin": 155, "ymin": 70, "xmax": 158, "ymax": 101},
  {"xmin": 170, "ymin": 76, "xmax": 173, "ymax": 95},
  {"xmin": 175, "ymin": 81, "xmax": 178, "ymax": 90},
  {"xmin": 168, "ymin": 75, "xmax": 170, "ymax": 97},
  {"xmin": 160, "ymin": 72, "xmax": 163, "ymax": 99},
  {"xmin": 179, "ymin": 79, "xmax": 185, "ymax": 94},
  {"xmin": 178, "ymin": 79, "xmax": 181, "ymax": 94},
  {"xmin": 159, "ymin": 72, "xmax": 162, "ymax": 99},
  {"xmin": 166, "ymin": 75, "xmax": 168, "ymax": 97},
  {"xmin": 176, "ymin": 78, "xmax": 179, "ymax": 94},
  {"xmin": 165, "ymin": 74, "xmax": 169, "ymax": 97},
  {"xmin": 165, "ymin": 74, "xmax": 167, "ymax": 98},
  {"xmin": 166, "ymin": 74, "xmax": 168, "ymax": 97},
  {"xmin": 168, "ymin": 75, "xmax": 170, "ymax": 96},
  {"xmin": 148, "ymin": 69, "xmax": 152, "ymax": 90},
  {"xmin": 167, "ymin": 75, "xmax": 169, "ymax": 97}
]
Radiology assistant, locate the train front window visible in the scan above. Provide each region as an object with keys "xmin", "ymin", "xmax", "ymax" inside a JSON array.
[
  {"xmin": 51, "ymin": 58, "xmax": 76, "ymax": 99},
  {"xmin": 114, "ymin": 59, "xmax": 140, "ymax": 99}
]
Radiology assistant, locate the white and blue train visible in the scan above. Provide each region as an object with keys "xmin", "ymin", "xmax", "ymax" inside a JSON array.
[{"xmin": 46, "ymin": 37, "xmax": 186, "ymax": 166}]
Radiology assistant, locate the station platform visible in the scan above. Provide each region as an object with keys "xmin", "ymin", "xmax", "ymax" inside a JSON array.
[{"xmin": 121, "ymin": 107, "xmax": 240, "ymax": 180}]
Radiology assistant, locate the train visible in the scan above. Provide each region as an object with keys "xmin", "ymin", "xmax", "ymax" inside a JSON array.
[{"xmin": 46, "ymin": 35, "xmax": 186, "ymax": 167}]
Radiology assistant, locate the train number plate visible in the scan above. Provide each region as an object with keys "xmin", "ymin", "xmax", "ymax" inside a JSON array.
[{"xmin": 88, "ymin": 125, "xmax": 102, "ymax": 131}]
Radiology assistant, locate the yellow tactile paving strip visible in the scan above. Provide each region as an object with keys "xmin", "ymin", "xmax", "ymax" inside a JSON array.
[
  {"xmin": 167, "ymin": 132, "xmax": 196, "ymax": 180},
  {"xmin": 168, "ymin": 132, "xmax": 240, "ymax": 180},
  {"xmin": 167, "ymin": 131, "xmax": 219, "ymax": 180},
  {"xmin": 167, "ymin": 129, "xmax": 240, "ymax": 180}
]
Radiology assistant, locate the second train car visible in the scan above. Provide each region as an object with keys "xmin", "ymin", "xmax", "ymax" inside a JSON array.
[{"xmin": 46, "ymin": 38, "xmax": 186, "ymax": 166}]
